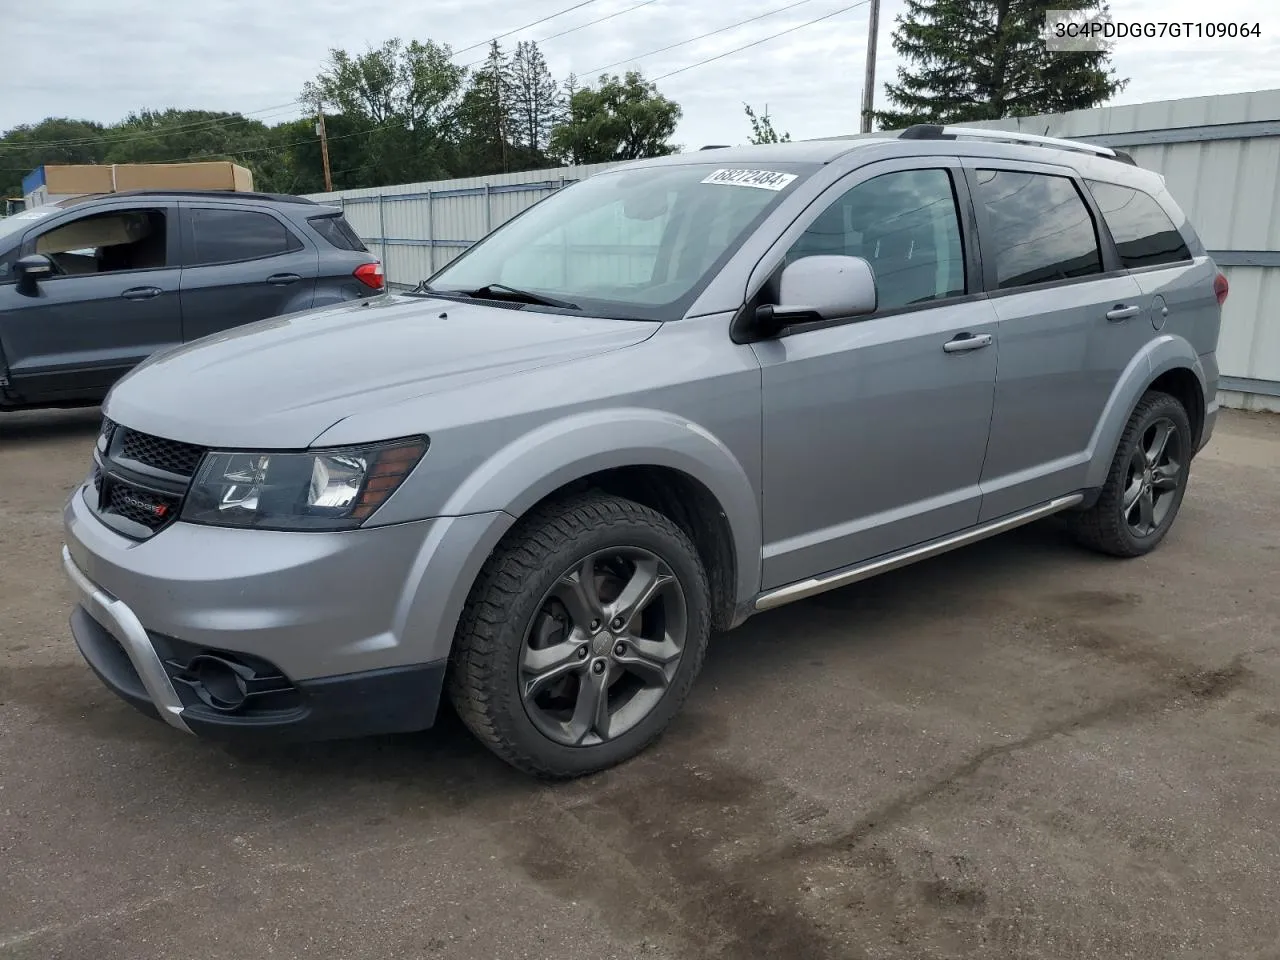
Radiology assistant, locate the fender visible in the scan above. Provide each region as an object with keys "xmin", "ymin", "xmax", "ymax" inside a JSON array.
[
  {"xmin": 435, "ymin": 407, "xmax": 764, "ymax": 609},
  {"xmin": 1083, "ymin": 333, "xmax": 1207, "ymax": 490}
]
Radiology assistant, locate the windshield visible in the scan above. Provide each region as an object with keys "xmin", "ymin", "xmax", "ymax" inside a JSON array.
[{"xmin": 426, "ymin": 162, "xmax": 815, "ymax": 320}]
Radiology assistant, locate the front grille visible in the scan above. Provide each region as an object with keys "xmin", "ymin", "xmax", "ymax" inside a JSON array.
[
  {"xmin": 90, "ymin": 419, "xmax": 207, "ymax": 540},
  {"xmin": 107, "ymin": 483, "xmax": 181, "ymax": 530},
  {"xmin": 118, "ymin": 429, "xmax": 206, "ymax": 477}
]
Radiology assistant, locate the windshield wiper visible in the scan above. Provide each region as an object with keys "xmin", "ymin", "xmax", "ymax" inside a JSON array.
[{"xmin": 467, "ymin": 283, "xmax": 580, "ymax": 311}]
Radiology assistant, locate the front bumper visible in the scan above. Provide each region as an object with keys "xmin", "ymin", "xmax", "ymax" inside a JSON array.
[
  {"xmin": 62, "ymin": 482, "xmax": 515, "ymax": 742},
  {"xmin": 64, "ymin": 546, "xmax": 448, "ymax": 742}
]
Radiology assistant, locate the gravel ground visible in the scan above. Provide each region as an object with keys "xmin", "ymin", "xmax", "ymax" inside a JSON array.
[{"xmin": 2, "ymin": 406, "xmax": 1278, "ymax": 960}]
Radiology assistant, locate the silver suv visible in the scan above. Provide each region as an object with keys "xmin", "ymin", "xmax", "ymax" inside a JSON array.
[{"xmin": 62, "ymin": 127, "xmax": 1225, "ymax": 778}]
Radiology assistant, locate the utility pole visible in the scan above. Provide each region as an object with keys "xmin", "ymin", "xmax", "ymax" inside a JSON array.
[
  {"xmin": 316, "ymin": 108, "xmax": 333, "ymax": 192},
  {"xmin": 860, "ymin": 0, "xmax": 881, "ymax": 133}
]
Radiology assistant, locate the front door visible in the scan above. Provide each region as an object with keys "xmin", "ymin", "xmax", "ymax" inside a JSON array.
[
  {"xmin": 178, "ymin": 203, "xmax": 320, "ymax": 342},
  {"xmin": 0, "ymin": 202, "xmax": 181, "ymax": 404},
  {"xmin": 753, "ymin": 162, "xmax": 1000, "ymax": 590}
]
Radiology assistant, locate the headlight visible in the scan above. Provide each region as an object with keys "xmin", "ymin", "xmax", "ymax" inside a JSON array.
[{"xmin": 181, "ymin": 437, "xmax": 428, "ymax": 530}]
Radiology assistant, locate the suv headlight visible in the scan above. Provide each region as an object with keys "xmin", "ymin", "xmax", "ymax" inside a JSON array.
[{"xmin": 181, "ymin": 437, "xmax": 428, "ymax": 531}]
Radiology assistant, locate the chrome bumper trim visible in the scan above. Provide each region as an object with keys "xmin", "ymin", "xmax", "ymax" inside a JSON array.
[{"xmin": 61, "ymin": 544, "xmax": 191, "ymax": 734}]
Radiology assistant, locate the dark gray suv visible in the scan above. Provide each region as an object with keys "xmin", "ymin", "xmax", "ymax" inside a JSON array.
[{"xmin": 0, "ymin": 190, "xmax": 383, "ymax": 412}]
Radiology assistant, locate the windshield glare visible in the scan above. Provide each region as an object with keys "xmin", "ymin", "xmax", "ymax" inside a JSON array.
[{"xmin": 427, "ymin": 163, "xmax": 812, "ymax": 320}]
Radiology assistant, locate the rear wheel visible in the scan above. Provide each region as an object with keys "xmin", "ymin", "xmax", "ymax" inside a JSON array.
[
  {"xmin": 1067, "ymin": 390, "xmax": 1193, "ymax": 557},
  {"xmin": 448, "ymin": 493, "xmax": 711, "ymax": 778}
]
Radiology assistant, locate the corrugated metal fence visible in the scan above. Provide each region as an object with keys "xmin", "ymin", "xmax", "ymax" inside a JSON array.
[
  {"xmin": 307, "ymin": 162, "xmax": 620, "ymax": 287},
  {"xmin": 307, "ymin": 88, "xmax": 1280, "ymax": 411}
]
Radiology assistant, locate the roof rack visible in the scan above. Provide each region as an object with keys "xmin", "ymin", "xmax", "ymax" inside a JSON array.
[{"xmin": 898, "ymin": 124, "xmax": 1136, "ymax": 164}]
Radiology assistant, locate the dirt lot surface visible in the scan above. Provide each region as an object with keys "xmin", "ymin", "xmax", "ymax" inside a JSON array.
[{"xmin": 2, "ymin": 406, "xmax": 1278, "ymax": 960}]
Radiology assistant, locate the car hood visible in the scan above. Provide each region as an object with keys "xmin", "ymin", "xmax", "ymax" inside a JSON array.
[{"xmin": 104, "ymin": 294, "xmax": 661, "ymax": 448}]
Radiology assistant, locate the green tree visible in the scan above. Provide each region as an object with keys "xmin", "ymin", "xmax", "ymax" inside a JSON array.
[
  {"xmin": 100, "ymin": 109, "xmax": 273, "ymax": 165},
  {"xmin": 508, "ymin": 41, "xmax": 561, "ymax": 156},
  {"xmin": 549, "ymin": 71, "xmax": 681, "ymax": 164},
  {"xmin": 744, "ymin": 103, "xmax": 791, "ymax": 144},
  {"xmin": 874, "ymin": 0, "xmax": 1127, "ymax": 128},
  {"xmin": 302, "ymin": 37, "xmax": 467, "ymax": 184},
  {"xmin": 456, "ymin": 41, "xmax": 517, "ymax": 175},
  {"xmin": 0, "ymin": 118, "xmax": 108, "ymax": 199}
]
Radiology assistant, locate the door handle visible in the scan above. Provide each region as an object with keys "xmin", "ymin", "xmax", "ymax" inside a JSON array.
[
  {"xmin": 943, "ymin": 333, "xmax": 993, "ymax": 353},
  {"xmin": 121, "ymin": 286, "xmax": 162, "ymax": 300},
  {"xmin": 267, "ymin": 273, "xmax": 302, "ymax": 285},
  {"xmin": 1106, "ymin": 304, "xmax": 1141, "ymax": 322}
]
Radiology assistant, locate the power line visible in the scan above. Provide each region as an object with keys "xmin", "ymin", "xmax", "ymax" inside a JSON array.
[
  {"xmin": 453, "ymin": 0, "xmax": 606, "ymax": 57},
  {"xmin": 4, "ymin": 3, "xmax": 611, "ymax": 152},
  {"xmin": 459, "ymin": 0, "xmax": 664, "ymax": 70},
  {"xmin": 582, "ymin": 0, "xmax": 820, "ymax": 76},
  {"xmin": 652, "ymin": 0, "xmax": 870, "ymax": 81}
]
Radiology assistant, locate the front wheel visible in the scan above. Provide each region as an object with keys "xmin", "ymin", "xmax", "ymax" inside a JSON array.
[
  {"xmin": 447, "ymin": 493, "xmax": 711, "ymax": 778},
  {"xmin": 1067, "ymin": 390, "xmax": 1194, "ymax": 557}
]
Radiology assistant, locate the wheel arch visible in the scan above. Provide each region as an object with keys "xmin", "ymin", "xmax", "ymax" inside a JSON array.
[
  {"xmin": 438, "ymin": 408, "xmax": 762, "ymax": 631},
  {"xmin": 1083, "ymin": 335, "xmax": 1209, "ymax": 491}
]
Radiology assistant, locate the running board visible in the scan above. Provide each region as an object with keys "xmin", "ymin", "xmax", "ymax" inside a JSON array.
[{"xmin": 754, "ymin": 494, "xmax": 1084, "ymax": 612}]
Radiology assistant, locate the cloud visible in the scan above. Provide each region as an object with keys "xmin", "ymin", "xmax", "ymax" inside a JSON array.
[{"xmin": 6, "ymin": 0, "xmax": 1279, "ymax": 153}]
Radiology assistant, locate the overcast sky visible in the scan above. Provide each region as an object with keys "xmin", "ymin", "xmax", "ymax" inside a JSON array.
[{"xmin": 6, "ymin": 0, "xmax": 1280, "ymax": 150}]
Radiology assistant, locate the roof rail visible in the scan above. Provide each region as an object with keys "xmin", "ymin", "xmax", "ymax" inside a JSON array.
[
  {"xmin": 699, "ymin": 144, "xmax": 732, "ymax": 150},
  {"xmin": 898, "ymin": 124, "xmax": 1135, "ymax": 164},
  {"xmin": 103, "ymin": 189, "xmax": 318, "ymax": 204}
]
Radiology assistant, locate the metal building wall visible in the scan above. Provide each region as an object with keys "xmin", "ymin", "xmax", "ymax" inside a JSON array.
[{"xmin": 307, "ymin": 88, "xmax": 1280, "ymax": 411}]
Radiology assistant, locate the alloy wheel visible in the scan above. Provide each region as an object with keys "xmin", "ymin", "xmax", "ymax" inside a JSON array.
[
  {"xmin": 519, "ymin": 547, "xmax": 688, "ymax": 747},
  {"xmin": 1122, "ymin": 416, "xmax": 1183, "ymax": 537}
]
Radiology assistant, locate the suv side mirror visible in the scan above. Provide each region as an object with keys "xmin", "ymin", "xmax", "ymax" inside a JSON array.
[
  {"xmin": 754, "ymin": 255, "xmax": 878, "ymax": 337},
  {"xmin": 14, "ymin": 254, "xmax": 55, "ymax": 294}
]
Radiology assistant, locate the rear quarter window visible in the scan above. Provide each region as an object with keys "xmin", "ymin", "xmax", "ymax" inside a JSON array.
[
  {"xmin": 1085, "ymin": 180, "xmax": 1192, "ymax": 269},
  {"xmin": 308, "ymin": 214, "xmax": 368, "ymax": 252}
]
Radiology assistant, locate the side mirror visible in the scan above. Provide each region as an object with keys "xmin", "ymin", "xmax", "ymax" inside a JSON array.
[
  {"xmin": 14, "ymin": 254, "xmax": 55, "ymax": 294},
  {"xmin": 754, "ymin": 254, "xmax": 878, "ymax": 337}
]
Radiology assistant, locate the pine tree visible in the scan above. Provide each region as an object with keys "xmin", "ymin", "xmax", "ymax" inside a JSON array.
[
  {"xmin": 874, "ymin": 0, "xmax": 1127, "ymax": 129},
  {"xmin": 507, "ymin": 41, "xmax": 560, "ymax": 157},
  {"xmin": 458, "ymin": 40, "xmax": 515, "ymax": 173}
]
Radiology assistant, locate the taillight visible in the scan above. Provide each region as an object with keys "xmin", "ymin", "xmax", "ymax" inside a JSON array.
[
  {"xmin": 1214, "ymin": 272, "xmax": 1229, "ymax": 306},
  {"xmin": 354, "ymin": 261, "xmax": 384, "ymax": 291}
]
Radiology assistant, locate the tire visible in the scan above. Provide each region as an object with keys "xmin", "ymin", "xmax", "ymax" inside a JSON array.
[
  {"xmin": 1067, "ymin": 390, "xmax": 1194, "ymax": 558},
  {"xmin": 447, "ymin": 492, "xmax": 712, "ymax": 779}
]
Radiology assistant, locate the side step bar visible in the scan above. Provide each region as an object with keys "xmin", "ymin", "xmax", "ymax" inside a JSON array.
[{"xmin": 754, "ymin": 494, "xmax": 1084, "ymax": 612}]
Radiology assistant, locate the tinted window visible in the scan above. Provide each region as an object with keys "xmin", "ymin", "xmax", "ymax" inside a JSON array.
[
  {"xmin": 309, "ymin": 213, "xmax": 368, "ymax": 252},
  {"xmin": 975, "ymin": 170, "xmax": 1102, "ymax": 289},
  {"xmin": 1086, "ymin": 180, "xmax": 1191, "ymax": 268},
  {"xmin": 187, "ymin": 208, "xmax": 302, "ymax": 265},
  {"xmin": 786, "ymin": 168, "xmax": 966, "ymax": 310}
]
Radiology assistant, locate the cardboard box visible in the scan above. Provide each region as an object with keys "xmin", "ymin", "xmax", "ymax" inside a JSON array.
[
  {"xmin": 112, "ymin": 161, "xmax": 254, "ymax": 193},
  {"xmin": 23, "ymin": 161, "xmax": 254, "ymax": 207}
]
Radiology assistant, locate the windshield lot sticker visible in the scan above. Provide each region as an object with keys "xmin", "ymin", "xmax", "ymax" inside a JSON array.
[{"xmin": 701, "ymin": 169, "xmax": 797, "ymax": 191}]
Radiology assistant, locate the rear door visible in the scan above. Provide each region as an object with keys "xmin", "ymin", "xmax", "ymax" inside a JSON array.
[
  {"xmin": 964, "ymin": 161, "xmax": 1145, "ymax": 521},
  {"xmin": 0, "ymin": 201, "xmax": 182, "ymax": 403},
  {"xmin": 177, "ymin": 202, "xmax": 320, "ymax": 343}
]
